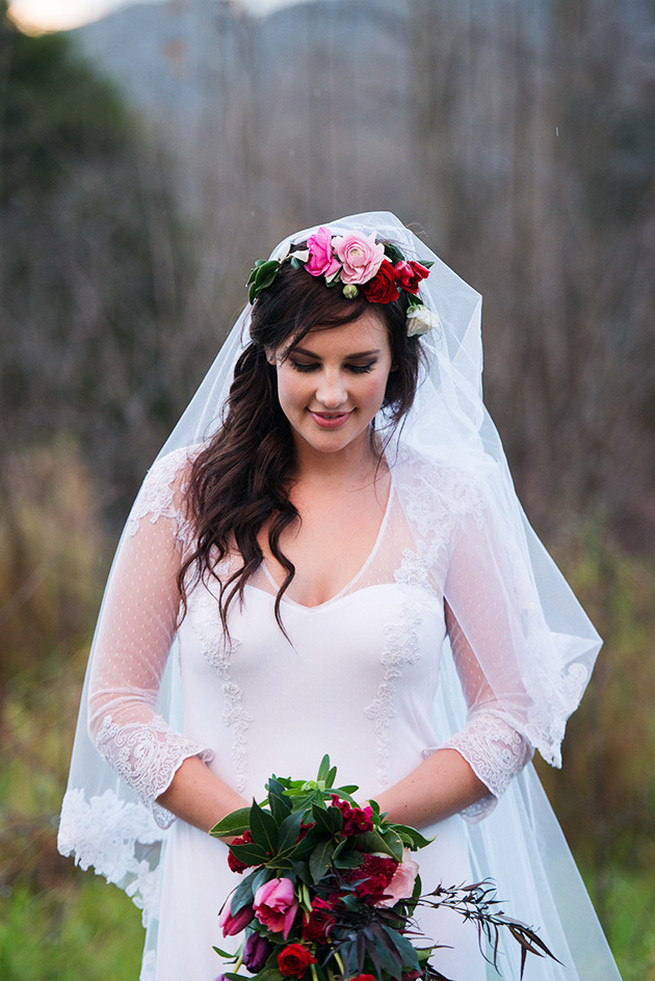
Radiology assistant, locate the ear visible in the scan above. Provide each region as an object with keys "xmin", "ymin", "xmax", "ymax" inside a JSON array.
[{"xmin": 265, "ymin": 350, "xmax": 277, "ymax": 366}]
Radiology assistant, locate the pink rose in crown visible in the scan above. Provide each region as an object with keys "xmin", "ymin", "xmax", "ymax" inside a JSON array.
[
  {"xmin": 254, "ymin": 877, "xmax": 298, "ymax": 938},
  {"xmin": 333, "ymin": 232, "xmax": 385, "ymax": 284},
  {"xmin": 305, "ymin": 227, "xmax": 341, "ymax": 280},
  {"xmin": 377, "ymin": 851, "xmax": 419, "ymax": 907}
]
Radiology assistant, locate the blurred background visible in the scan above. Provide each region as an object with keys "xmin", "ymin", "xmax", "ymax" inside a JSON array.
[{"xmin": 0, "ymin": 0, "xmax": 653, "ymax": 977}]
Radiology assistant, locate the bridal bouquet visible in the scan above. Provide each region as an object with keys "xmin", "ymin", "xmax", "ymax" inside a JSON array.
[{"xmin": 210, "ymin": 757, "xmax": 556, "ymax": 981}]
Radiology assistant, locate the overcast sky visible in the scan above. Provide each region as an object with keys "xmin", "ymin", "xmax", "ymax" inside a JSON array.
[{"xmin": 9, "ymin": 0, "xmax": 297, "ymax": 32}]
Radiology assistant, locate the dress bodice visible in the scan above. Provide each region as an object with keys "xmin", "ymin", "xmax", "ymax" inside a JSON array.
[{"xmin": 179, "ymin": 578, "xmax": 446, "ymax": 801}]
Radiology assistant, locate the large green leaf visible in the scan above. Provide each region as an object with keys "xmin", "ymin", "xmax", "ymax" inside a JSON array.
[
  {"xmin": 249, "ymin": 800, "xmax": 279, "ymax": 854},
  {"xmin": 309, "ymin": 839, "xmax": 335, "ymax": 883},
  {"xmin": 209, "ymin": 806, "xmax": 251, "ymax": 839},
  {"xmin": 230, "ymin": 873, "xmax": 255, "ymax": 915},
  {"xmin": 267, "ymin": 777, "xmax": 293, "ymax": 823},
  {"xmin": 316, "ymin": 754, "xmax": 332, "ymax": 784},
  {"xmin": 229, "ymin": 840, "xmax": 270, "ymax": 866},
  {"xmin": 381, "ymin": 924, "xmax": 420, "ymax": 971},
  {"xmin": 276, "ymin": 809, "xmax": 306, "ymax": 849}
]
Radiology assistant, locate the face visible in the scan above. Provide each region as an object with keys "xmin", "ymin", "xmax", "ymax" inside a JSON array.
[{"xmin": 268, "ymin": 309, "xmax": 394, "ymax": 461}]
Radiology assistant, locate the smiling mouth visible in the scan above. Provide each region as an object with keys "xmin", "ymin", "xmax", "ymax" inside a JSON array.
[{"xmin": 309, "ymin": 410, "xmax": 354, "ymax": 429}]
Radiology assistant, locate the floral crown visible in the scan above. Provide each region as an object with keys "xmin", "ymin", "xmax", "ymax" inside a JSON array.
[{"xmin": 247, "ymin": 227, "xmax": 440, "ymax": 337}]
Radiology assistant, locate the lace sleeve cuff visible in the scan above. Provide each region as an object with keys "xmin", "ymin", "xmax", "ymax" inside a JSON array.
[
  {"xmin": 95, "ymin": 714, "xmax": 214, "ymax": 829},
  {"xmin": 443, "ymin": 710, "xmax": 533, "ymax": 822}
]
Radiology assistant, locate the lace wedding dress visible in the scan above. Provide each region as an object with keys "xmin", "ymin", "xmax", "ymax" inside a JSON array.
[{"xmin": 61, "ymin": 443, "xmax": 599, "ymax": 981}]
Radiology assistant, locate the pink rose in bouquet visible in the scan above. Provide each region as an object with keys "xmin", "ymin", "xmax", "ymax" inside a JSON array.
[
  {"xmin": 254, "ymin": 877, "xmax": 298, "ymax": 939},
  {"xmin": 333, "ymin": 232, "xmax": 385, "ymax": 284},
  {"xmin": 378, "ymin": 851, "xmax": 420, "ymax": 907},
  {"xmin": 305, "ymin": 227, "xmax": 341, "ymax": 279}
]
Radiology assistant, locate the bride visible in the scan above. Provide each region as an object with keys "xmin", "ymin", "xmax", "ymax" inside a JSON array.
[{"xmin": 58, "ymin": 212, "xmax": 622, "ymax": 981}]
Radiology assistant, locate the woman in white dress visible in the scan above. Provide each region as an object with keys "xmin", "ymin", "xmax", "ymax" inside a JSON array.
[{"xmin": 58, "ymin": 213, "xmax": 623, "ymax": 981}]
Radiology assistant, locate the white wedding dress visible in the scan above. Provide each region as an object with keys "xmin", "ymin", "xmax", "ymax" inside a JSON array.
[{"xmin": 59, "ymin": 443, "xmax": 622, "ymax": 981}]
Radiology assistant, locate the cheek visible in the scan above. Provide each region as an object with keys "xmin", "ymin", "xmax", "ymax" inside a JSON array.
[
  {"xmin": 363, "ymin": 370, "xmax": 392, "ymax": 406},
  {"xmin": 276, "ymin": 369, "xmax": 308, "ymax": 410}
]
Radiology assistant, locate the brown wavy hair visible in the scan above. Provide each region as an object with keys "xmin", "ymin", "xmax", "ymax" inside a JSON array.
[{"xmin": 178, "ymin": 258, "xmax": 424, "ymax": 634}]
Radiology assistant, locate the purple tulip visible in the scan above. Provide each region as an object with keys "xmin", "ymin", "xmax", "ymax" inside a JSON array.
[{"xmin": 243, "ymin": 932, "xmax": 273, "ymax": 972}]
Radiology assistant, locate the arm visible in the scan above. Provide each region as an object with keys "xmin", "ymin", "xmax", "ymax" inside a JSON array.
[
  {"xmin": 373, "ymin": 746, "xmax": 488, "ymax": 829},
  {"xmin": 87, "ymin": 461, "xmax": 247, "ymax": 832},
  {"xmin": 376, "ymin": 505, "xmax": 533, "ymax": 827}
]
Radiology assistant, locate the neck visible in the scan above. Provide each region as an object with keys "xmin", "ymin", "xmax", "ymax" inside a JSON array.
[{"xmin": 291, "ymin": 432, "xmax": 385, "ymax": 490}]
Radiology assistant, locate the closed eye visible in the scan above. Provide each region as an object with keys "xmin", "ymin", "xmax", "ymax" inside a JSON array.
[
  {"xmin": 346, "ymin": 362, "xmax": 375, "ymax": 374},
  {"xmin": 289, "ymin": 360, "xmax": 320, "ymax": 373},
  {"xmin": 289, "ymin": 360, "xmax": 376, "ymax": 374}
]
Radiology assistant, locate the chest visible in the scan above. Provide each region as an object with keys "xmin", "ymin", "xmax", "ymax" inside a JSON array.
[{"xmin": 259, "ymin": 476, "xmax": 392, "ymax": 608}]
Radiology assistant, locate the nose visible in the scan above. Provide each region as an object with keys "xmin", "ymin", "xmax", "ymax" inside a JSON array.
[{"xmin": 316, "ymin": 368, "xmax": 347, "ymax": 408}]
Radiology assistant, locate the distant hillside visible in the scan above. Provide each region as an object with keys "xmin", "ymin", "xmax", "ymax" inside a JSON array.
[{"xmin": 69, "ymin": 0, "xmax": 417, "ymax": 230}]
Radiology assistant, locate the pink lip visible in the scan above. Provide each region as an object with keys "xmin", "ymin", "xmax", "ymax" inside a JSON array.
[{"xmin": 309, "ymin": 410, "xmax": 354, "ymax": 429}]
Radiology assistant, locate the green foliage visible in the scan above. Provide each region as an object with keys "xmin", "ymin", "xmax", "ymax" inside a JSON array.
[
  {"xmin": 0, "ymin": 10, "xmax": 132, "ymax": 203},
  {"xmin": 0, "ymin": 878, "xmax": 143, "ymax": 980}
]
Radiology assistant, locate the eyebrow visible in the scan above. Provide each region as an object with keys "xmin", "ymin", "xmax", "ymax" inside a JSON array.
[{"xmin": 291, "ymin": 347, "xmax": 382, "ymax": 359}]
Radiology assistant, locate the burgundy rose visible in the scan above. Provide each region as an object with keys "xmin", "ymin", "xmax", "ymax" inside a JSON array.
[
  {"xmin": 227, "ymin": 830, "xmax": 255, "ymax": 873},
  {"xmin": 277, "ymin": 944, "xmax": 317, "ymax": 978},
  {"xmin": 302, "ymin": 899, "xmax": 337, "ymax": 944},
  {"xmin": 360, "ymin": 259, "xmax": 399, "ymax": 303},
  {"xmin": 394, "ymin": 260, "xmax": 430, "ymax": 295},
  {"xmin": 243, "ymin": 932, "xmax": 274, "ymax": 972},
  {"xmin": 401, "ymin": 971, "xmax": 423, "ymax": 981}
]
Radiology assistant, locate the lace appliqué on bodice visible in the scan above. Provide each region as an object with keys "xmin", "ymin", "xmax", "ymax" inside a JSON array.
[
  {"xmin": 364, "ymin": 595, "xmax": 424, "ymax": 785},
  {"xmin": 189, "ymin": 579, "xmax": 253, "ymax": 794}
]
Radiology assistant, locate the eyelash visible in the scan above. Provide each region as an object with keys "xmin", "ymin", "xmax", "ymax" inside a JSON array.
[{"xmin": 290, "ymin": 361, "xmax": 375, "ymax": 375}]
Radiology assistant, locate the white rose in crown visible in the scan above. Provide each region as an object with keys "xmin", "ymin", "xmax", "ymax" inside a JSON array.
[{"xmin": 406, "ymin": 303, "xmax": 442, "ymax": 337}]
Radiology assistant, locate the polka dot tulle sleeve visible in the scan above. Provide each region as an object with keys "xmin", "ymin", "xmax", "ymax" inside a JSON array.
[{"xmin": 87, "ymin": 454, "xmax": 213, "ymax": 829}]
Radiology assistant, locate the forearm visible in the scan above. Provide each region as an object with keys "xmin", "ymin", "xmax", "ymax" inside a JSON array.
[
  {"xmin": 372, "ymin": 748, "xmax": 488, "ymax": 828},
  {"xmin": 156, "ymin": 755, "xmax": 249, "ymax": 834}
]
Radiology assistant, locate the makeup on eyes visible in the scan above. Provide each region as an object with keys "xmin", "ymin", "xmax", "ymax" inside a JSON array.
[{"xmin": 289, "ymin": 346, "xmax": 382, "ymax": 375}]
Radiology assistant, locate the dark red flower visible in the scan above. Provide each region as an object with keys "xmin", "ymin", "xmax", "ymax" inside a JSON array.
[
  {"xmin": 394, "ymin": 260, "xmax": 430, "ymax": 295},
  {"xmin": 302, "ymin": 902, "xmax": 337, "ymax": 944},
  {"xmin": 360, "ymin": 259, "xmax": 399, "ymax": 303},
  {"xmin": 277, "ymin": 944, "xmax": 317, "ymax": 978},
  {"xmin": 341, "ymin": 853, "xmax": 399, "ymax": 903},
  {"xmin": 329, "ymin": 796, "xmax": 375, "ymax": 836},
  {"xmin": 355, "ymin": 873, "xmax": 391, "ymax": 901},
  {"xmin": 227, "ymin": 830, "xmax": 254, "ymax": 873},
  {"xmin": 296, "ymin": 820, "xmax": 315, "ymax": 842}
]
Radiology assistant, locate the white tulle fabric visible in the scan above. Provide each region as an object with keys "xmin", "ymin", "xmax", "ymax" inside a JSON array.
[{"xmin": 58, "ymin": 212, "xmax": 622, "ymax": 980}]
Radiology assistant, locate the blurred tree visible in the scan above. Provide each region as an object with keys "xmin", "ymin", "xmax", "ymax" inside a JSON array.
[
  {"xmin": 0, "ymin": 1, "xmax": 213, "ymax": 520},
  {"xmin": 0, "ymin": 3, "xmax": 217, "ymax": 717}
]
